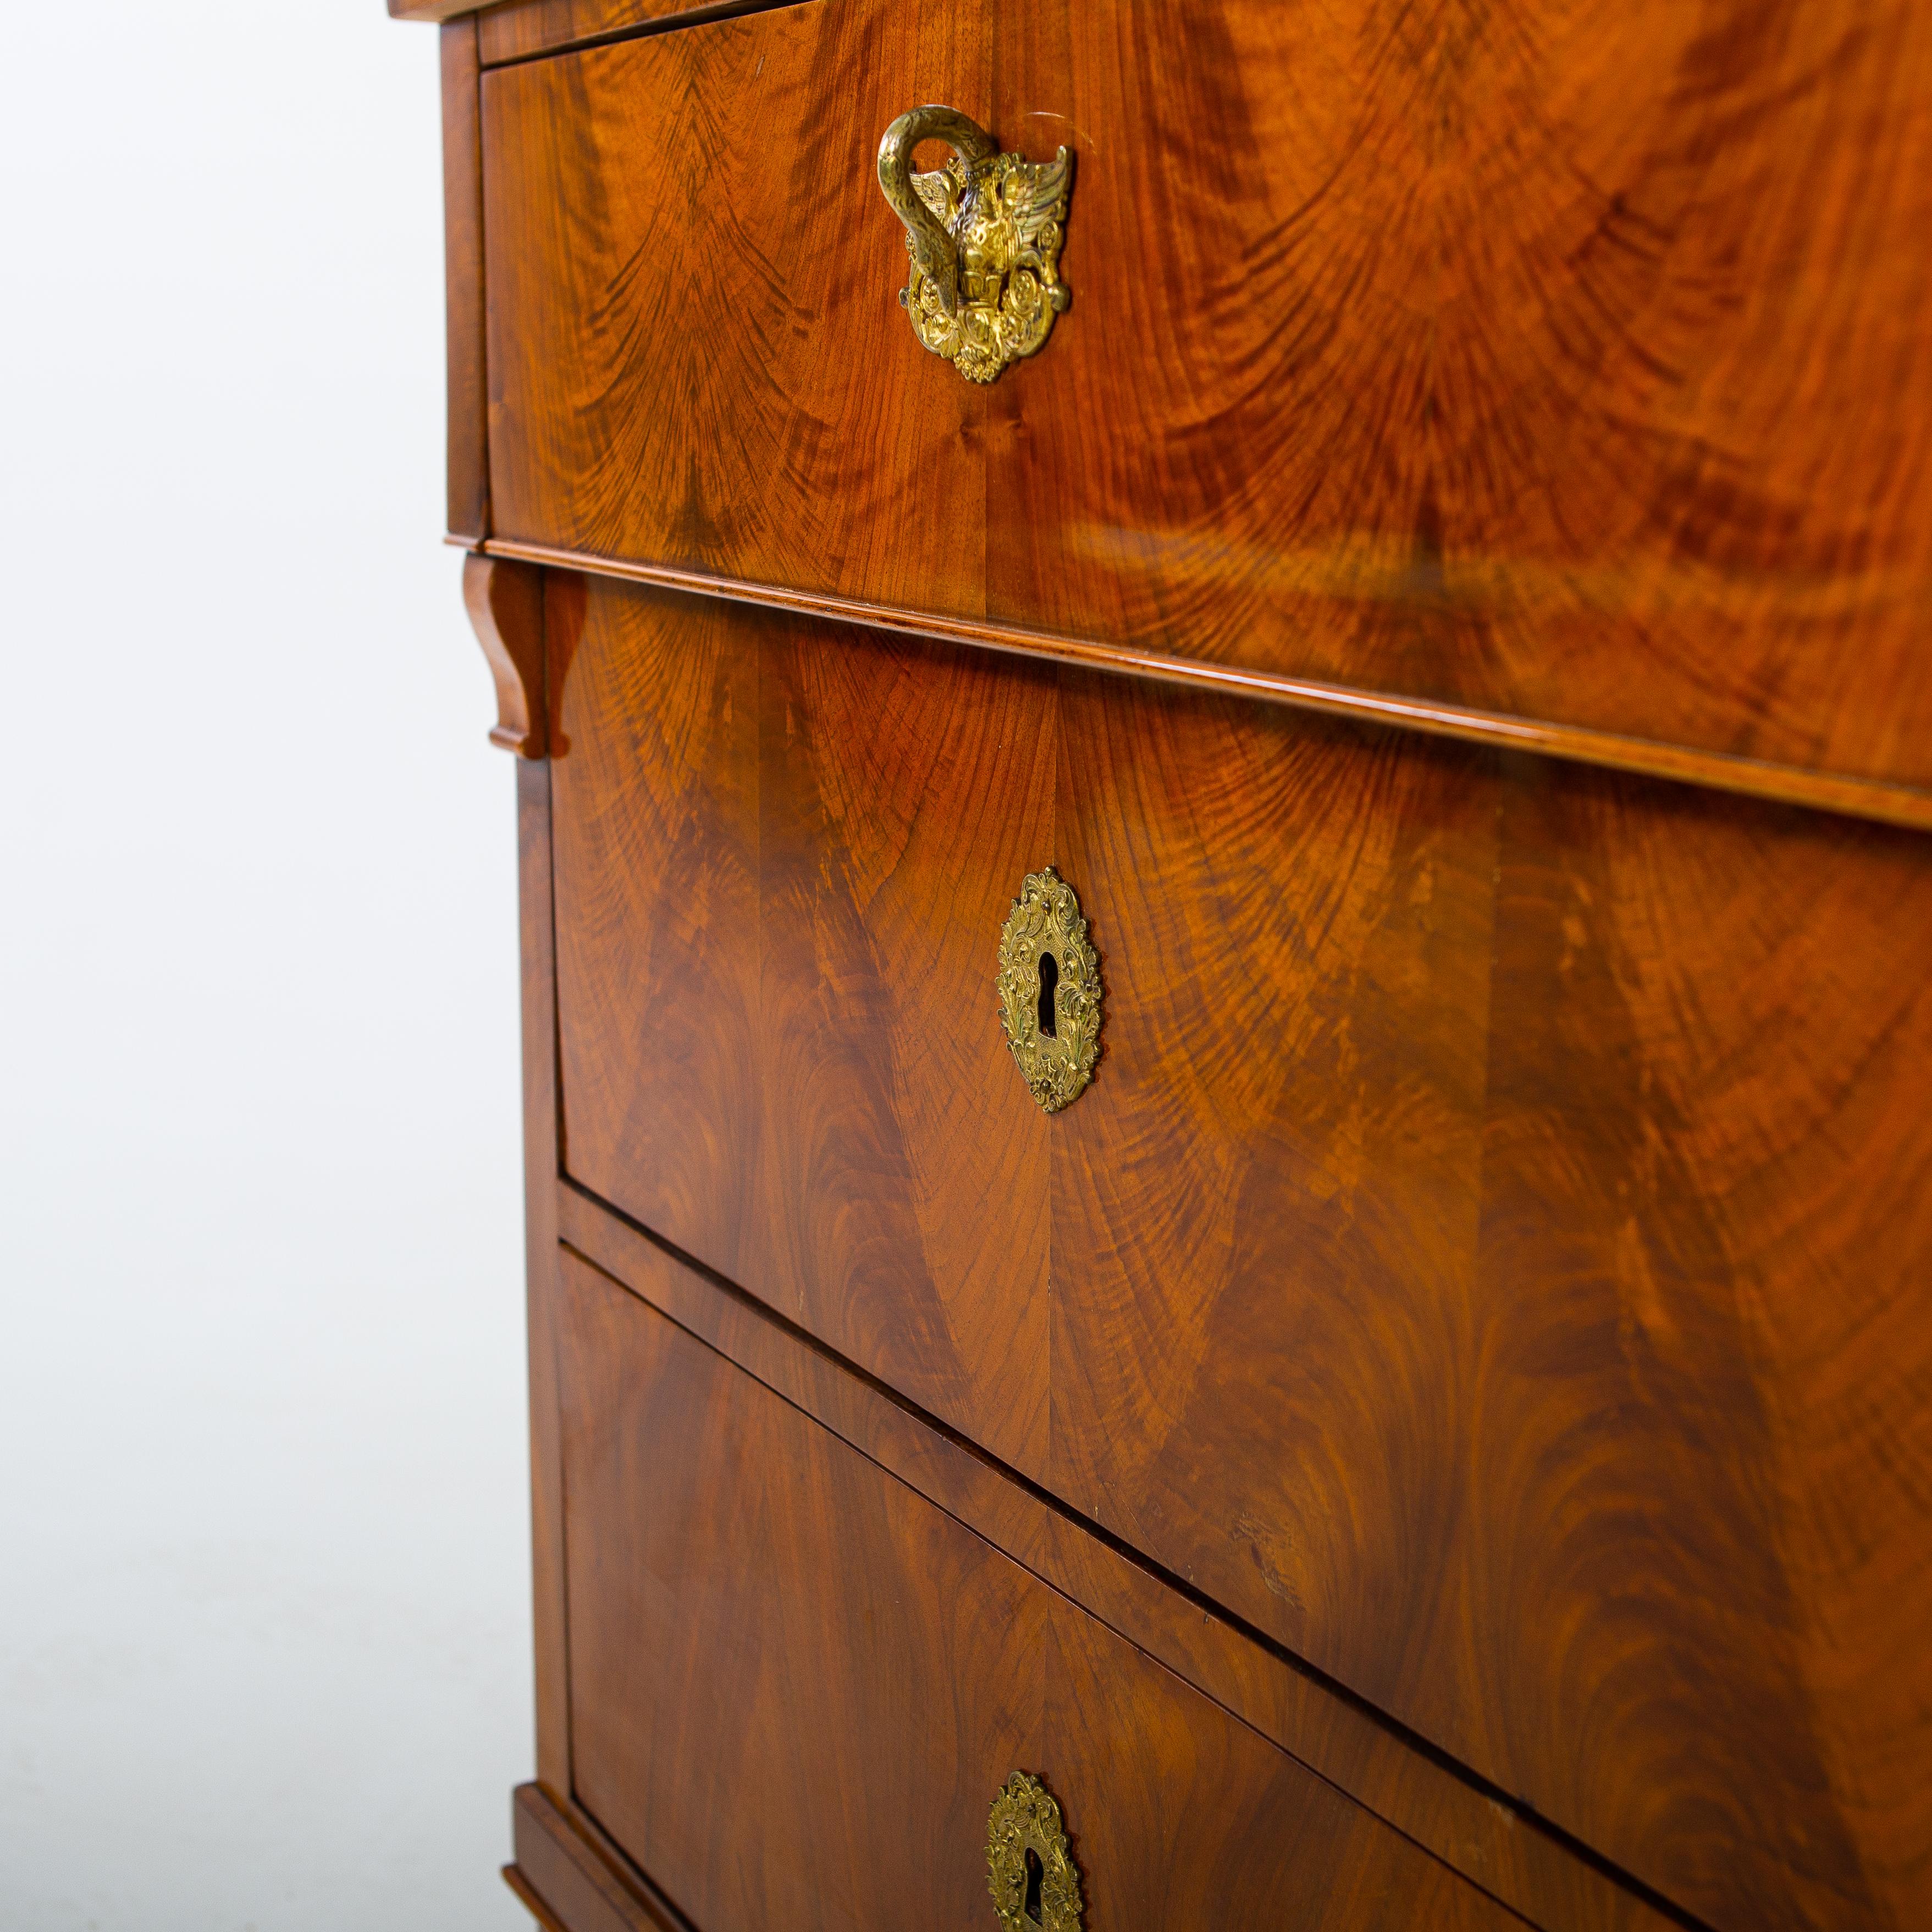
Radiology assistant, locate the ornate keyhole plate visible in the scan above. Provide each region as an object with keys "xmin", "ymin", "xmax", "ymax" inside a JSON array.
[
  {"xmin": 986, "ymin": 1771, "xmax": 1083, "ymax": 1931},
  {"xmin": 997, "ymin": 868, "xmax": 1101, "ymax": 1114}
]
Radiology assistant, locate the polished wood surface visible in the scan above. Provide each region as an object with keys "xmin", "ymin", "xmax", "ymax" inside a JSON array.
[
  {"xmin": 477, "ymin": 0, "xmax": 747, "ymax": 65},
  {"xmin": 396, "ymin": 0, "xmax": 783, "ymax": 46},
  {"xmin": 462, "ymin": 554, "xmax": 546, "ymax": 754},
  {"xmin": 550, "ymin": 572, "xmax": 1932, "ymax": 1931},
  {"xmin": 1470, "ymin": 765, "xmax": 1932, "ymax": 1930},
  {"xmin": 509, "ymin": 1784, "xmax": 683, "ymax": 1932},
  {"xmin": 502, "ymin": 1865, "xmax": 575, "ymax": 1932},
  {"xmin": 554, "ymin": 1249, "xmax": 1527, "ymax": 1932},
  {"xmin": 389, "ymin": 0, "xmax": 484, "ymax": 20},
  {"xmin": 396, "ymin": 2, "xmax": 1932, "ymax": 1927},
  {"xmin": 479, "ymin": 0, "xmax": 1932, "ymax": 791},
  {"xmin": 480, "ymin": 537, "xmax": 1932, "ymax": 835},
  {"xmin": 558, "ymin": 1183, "xmax": 1677, "ymax": 1932},
  {"xmin": 438, "ymin": 18, "xmax": 488, "ymax": 543}
]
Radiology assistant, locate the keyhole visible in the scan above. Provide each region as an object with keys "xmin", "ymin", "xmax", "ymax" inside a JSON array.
[
  {"xmin": 1023, "ymin": 1846, "xmax": 1046, "ymax": 1924},
  {"xmin": 1036, "ymin": 950, "xmax": 1059, "ymax": 1039}
]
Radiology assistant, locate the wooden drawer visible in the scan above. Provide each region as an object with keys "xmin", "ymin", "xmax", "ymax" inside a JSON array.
[
  {"xmin": 553, "ymin": 1246, "xmax": 1525, "ymax": 1932},
  {"xmin": 548, "ymin": 571, "xmax": 1932, "ymax": 1932},
  {"xmin": 479, "ymin": 0, "xmax": 1932, "ymax": 791}
]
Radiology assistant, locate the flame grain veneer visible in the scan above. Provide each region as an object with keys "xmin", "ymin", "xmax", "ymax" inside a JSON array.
[
  {"xmin": 392, "ymin": 2, "xmax": 1932, "ymax": 1929},
  {"xmin": 548, "ymin": 576, "xmax": 1932, "ymax": 1932},
  {"xmin": 476, "ymin": 0, "xmax": 1932, "ymax": 793}
]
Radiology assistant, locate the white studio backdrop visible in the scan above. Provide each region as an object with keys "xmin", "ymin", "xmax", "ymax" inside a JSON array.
[{"xmin": 1, "ymin": 5, "xmax": 534, "ymax": 1929}]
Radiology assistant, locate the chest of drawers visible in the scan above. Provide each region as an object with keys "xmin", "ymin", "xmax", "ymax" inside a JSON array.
[{"xmin": 394, "ymin": 3, "xmax": 1932, "ymax": 1927}]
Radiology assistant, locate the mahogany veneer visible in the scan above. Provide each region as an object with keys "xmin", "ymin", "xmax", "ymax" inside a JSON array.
[
  {"xmin": 393, "ymin": 2, "xmax": 1932, "ymax": 1929},
  {"xmin": 548, "ymin": 571, "xmax": 1932, "ymax": 1932},
  {"xmin": 556, "ymin": 1250, "xmax": 1532, "ymax": 1932},
  {"xmin": 477, "ymin": 0, "xmax": 1932, "ymax": 791}
]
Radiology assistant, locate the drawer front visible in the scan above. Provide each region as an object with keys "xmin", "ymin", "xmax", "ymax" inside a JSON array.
[
  {"xmin": 554, "ymin": 1247, "xmax": 1523, "ymax": 1932},
  {"xmin": 480, "ymin": 0, "xmax": 1932, "ymax": 788},
  {"xmin": 550, "ymin": 573, "xmax": 1932, "ymax": 1931}
]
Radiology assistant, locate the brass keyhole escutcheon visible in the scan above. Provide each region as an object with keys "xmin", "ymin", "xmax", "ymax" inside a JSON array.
[
  {"xmin": 987, "ymin": 1771, "xmax": 1083, "ymax": 1931},
  {"xmin": 997, "ymin": 868, "xmax": 1101, "ymax": 1114}
]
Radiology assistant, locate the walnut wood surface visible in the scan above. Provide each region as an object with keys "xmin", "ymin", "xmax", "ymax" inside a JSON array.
[
  {"xmin": 558, "ymin": 1188, "xmax": 1677, "ymax": 1932},
  {"xmin": 554, "ymin": 1250, "xmax": 1526, "ymax": 1932},
  {"xmin": 550, "ymin": 575, "xmax": 1932, "ymax": 1932},
  {"xmin": 479, "ymin": 0, "xmax": 1932, "ymax": 791},
  {"xmin": 438, "ymin": 19, "xmax": 488, "ymax": 542}
]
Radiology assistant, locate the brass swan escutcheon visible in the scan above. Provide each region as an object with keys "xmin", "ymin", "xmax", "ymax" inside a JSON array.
[{"xmin": 876, "ymin": 106, "xmax": 1074, "ymax": 382}]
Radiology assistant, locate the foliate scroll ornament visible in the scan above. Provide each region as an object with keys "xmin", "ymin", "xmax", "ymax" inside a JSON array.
[
  {"xmin": 986, "ymin": 1771, "xmax": 1084, "ymax": 1932},
  {"xmin": 997, "ymin": 868, "xmax": 1101, "ymax": 1114},
  {"xmin": 877, "ymin": 106, "xmax": 1073, "ymax": 383}
]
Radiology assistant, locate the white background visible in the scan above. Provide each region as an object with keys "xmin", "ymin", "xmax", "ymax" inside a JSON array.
[{"xmin": 1, "ymin": 4, "xmax": 534, "ymax": 1927}]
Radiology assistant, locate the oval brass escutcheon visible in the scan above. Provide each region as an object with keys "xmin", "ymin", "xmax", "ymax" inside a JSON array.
[
  {"xmin": 997, "ymin": 867, "xmax": 1101, "ymax": 1114},
  {"xmin": 986, "ymin": 1771, "xmax": 1084, "ymax": 1931}
]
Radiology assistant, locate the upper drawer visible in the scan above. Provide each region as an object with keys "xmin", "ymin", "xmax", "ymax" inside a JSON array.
[
  {"xmin": 479, "ymin": 0, "xmax": 1932, "ymax": 791},
  {"xmin": 549, "ymin": 571, "xmax": 1932, "ymax": 1932},
  {"xmin": 554, "ymin": 1247, "xmax": 1526, "ymax": 1932}
]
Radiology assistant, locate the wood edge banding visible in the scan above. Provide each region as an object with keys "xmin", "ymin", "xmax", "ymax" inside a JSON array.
[{"xmin": 482, "ymin": 537, "xmax": 1932, "ymax": 835}]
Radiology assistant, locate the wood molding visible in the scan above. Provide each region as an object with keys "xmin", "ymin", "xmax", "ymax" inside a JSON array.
[
  {"xmin": 555, "ymin": 1185, "xmax": 1689, "ymax": 1932},
  {"xmin": 503, "ymin": 1864, "xmax": 571, "ymax": 1932},
  {"xmin": 476, "ymin": 0, "xmax": 798, "ymax": 65},
  {"xmin": 509, "ymin": 1784, "xmax": 690, "ymax": 1932},
  {"xmin": 481, "ymin": 538, "xmax": 1932, "ymax": 836},
  {"xmin": 438, "ymin": 18, "xmax": 489, "ymax": 543},
  {"xmin": 463, "ymin": 553, "xmax": 546, "ymax": 757}
]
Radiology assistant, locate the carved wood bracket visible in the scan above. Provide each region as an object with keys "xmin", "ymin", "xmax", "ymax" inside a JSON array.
[{"xmin": 463, "ymin": 552, "xmax": 547, "ymax": 757}]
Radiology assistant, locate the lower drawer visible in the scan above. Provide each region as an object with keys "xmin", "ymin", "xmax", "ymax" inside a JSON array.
[{"xmin": 553, "ymin": 1247, "xmax": 1520, "ymax": 1932}]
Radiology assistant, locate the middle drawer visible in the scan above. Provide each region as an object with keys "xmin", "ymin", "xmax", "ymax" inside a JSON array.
[{"xmin": 551, "ymin": 574, "xmax": 1492, "ymax": 1506}]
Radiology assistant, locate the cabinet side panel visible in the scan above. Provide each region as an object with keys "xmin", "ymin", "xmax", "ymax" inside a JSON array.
[
  {"xmin": 441, "ymin": 16, "xmax": 489, "ymax": 543},
  {"xmin": 520, "ymin": 753, "xmax": 568, "ymax": 1795}
]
